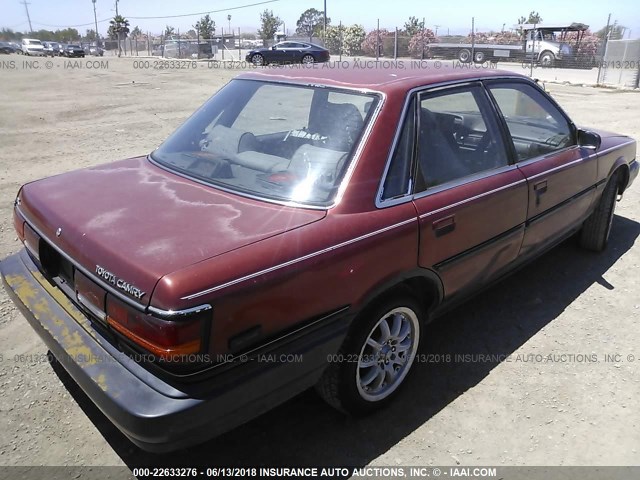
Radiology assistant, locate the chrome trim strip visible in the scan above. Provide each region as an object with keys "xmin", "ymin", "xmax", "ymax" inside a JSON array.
[
  {"xmin": 597, "ymin": 140, "xmax": 636, "ymax": 156},
  {"xmin": 182, "ymin": 217, "xmax": 417, "ymax": 300},
  {"xmin": 148, "ymin": 304, "xmax": 212, "ymax": 319},
  {"xmin": 526, "ymin": 155, "xmax": 591, "ymax": 180},
  {"xmin": 17, "ymin": 208, "xmax": 212, "ymax": 317},
  {"xmin": 413, "ymin": 164, "xmax": 520, "ymax": 200},
  {"xmin": 77, "ymin": 293, "xmax": 107, "ymax": 322},
  {"xmin": 418, "ymin": 178, "xmax": 527, "ymax": 219},
  {"xmin": 522, "ymin": 140, "xmax": 636, "ymax": 180},
  {"xmin": 513, "ymin": 146, "xmax": 580, "ymax": 168}
]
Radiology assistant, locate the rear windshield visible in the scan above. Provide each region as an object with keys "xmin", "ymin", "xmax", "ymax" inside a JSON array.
[{"xmin": 151, "ymin": 79, "xmax": 378, "ymax": 206}]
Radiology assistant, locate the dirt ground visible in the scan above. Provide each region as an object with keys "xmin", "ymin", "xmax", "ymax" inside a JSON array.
[{"xmin": 0, "ymin": 57, "xmax": 639, "ymax": 469}]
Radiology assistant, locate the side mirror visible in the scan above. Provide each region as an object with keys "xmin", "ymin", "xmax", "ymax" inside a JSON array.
[
  {"xmin": 271, "ymin": 46, "xmax": 277, "ymax": 50},
  {"xmin": 577, "ymin": 129, "xmax": 601, "ymax": 150}
]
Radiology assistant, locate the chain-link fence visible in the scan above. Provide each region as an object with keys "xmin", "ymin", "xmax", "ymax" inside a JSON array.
[
  {"xmin": 102, "ymin": 34, "xmax": 241, "ymax": 59},
  {"xmin": 598, "ymin": 39, "xmax": 640, "ymax": 87}
]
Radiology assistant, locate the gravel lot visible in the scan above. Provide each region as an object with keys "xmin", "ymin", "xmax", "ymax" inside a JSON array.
[{"xmin": 0, "ymin": 57, "xmax": 638, "ymax": 469}]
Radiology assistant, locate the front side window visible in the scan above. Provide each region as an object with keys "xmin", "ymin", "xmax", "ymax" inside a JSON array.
[
  {"xmin": 488, "ymin": 82, "xmax": 574, "ymax": 161},
  {"xmin": 415, "ymin": 86, "xmax": 509, "ymax": 190},
  {"xmin": 152, "ymin": 80, "xmax": 378, "ymax": 206}
]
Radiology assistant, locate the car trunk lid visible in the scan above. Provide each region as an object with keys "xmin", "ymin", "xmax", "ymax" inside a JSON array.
[{"xmin": 18, "ymin": 156, "xmax": 325, "ymax": 305}]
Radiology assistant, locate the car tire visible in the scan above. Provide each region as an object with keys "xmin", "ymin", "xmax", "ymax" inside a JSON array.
[
  {"xmin": 251, "ymin": 54, "xmax": 264, "ymax": 66},
  {"xmin": 315, "ymin": 292, "xmax": 423, "ymax": 414},
  {"xmin": 539, "ymin": 51, "xmax": 555, "ymax": 68},
  {"xmin": 301, "ymin": 54, "xmax": 315, "ymax": 64},
  {"xmin": 578, "ymin": 171, "xmax": 620, "ymax": 252},
  {"xmin": 458, "ymin": 49, "xmax": 471, "ymax": 63},
  {"xmin": 473, "ymin": 51, "xmax": 485, "ymax": 63}
]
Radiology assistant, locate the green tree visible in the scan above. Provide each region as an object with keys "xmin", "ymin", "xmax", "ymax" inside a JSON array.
[
  {"xmin": 324, "ymin": 25, "xmax": 343, "ymax": 54},
  {"xmin": 57, "ymin": 28, "xmax": 80, "ymax": 42},
  {"xmin": 403, "ymin": 16, "xmax": 424, "ymax": 37},
  {"xmin": 595, "ymin": 23, "xmax": 625, "ymax": 40},
  {"xmin": 108, "ymin": 15, "xmax": 130, "ymax": 57},
  {"xmin": 0, "ymin": 28, "xmax": 22, "ymax": 40},
  {"xmin": 131, "ymin": 26, "xmax": 141, "ymax": 38},
  {"xmin": 85, "ymin": 29, "xmax": 97, "ymax": 42},
  {"xmin": 343, "ymin": 24, "xmax": 365, "ymax": 55},
  {"xmin": 194, "ymin": 14, "xmax": 215, "ymax": 39},
  {"xmin": 295, "ymin": 8, "xmax": 328, "ymax": 41},
  {"xmin": 164, "ymin": 25, "xmax": 175, "ymax": 38},
  {"xmin": 517, "ymin": 11, "xmax": 543, "ymax": 35},
  {"xmin": 326, "ymin": 24, "xmax": 366, "ymax": 55},
  {"xmin": 257, "ymin": 9, "xmax": 282, "ymax": 45}
]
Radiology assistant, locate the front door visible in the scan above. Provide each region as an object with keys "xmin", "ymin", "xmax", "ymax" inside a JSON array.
[
  {"xmin": 411, "ymin": 84, "xmax": 528, "ymax": 298},
  {"xmin": 486, "ymin": 80, "xmax": 597, "ymax": 255}
]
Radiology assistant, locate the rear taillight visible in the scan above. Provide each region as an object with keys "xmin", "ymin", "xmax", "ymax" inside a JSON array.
[{"xmin": 106, "ymin": 295, "xmax": 206, "ymax": 361}]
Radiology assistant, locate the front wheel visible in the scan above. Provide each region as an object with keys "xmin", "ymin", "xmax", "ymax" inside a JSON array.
[
  {"xmin": 301, "ymin": 54, "xmax": 315, "ymax": 64},
  {"xmin": 316, "ymin": 294, "xmax": 423, "ymax": 414},
  {"xmin": 539, "ymin": 51, "xmax": 555, "ymax": 68},
  {"xmin": 578, "ymin": 171, "xmax": 620, "ymax": 252}
]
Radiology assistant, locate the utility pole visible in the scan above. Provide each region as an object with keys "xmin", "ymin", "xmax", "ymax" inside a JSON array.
[
  {"xmin": 597, "ymin": 13, "xmax": 611, "ymax": 85},
  {"xmin": 434, "ymin": 25, "xmax": 440, "ymax": 36},
  {"xmin": 323, "ymin": 0, "xmax": 327, "ymax": 41},
  {"xmin": 92, "ymin": 0, "xmax": 99, "ymax": 45},
  {"xmin": 21, "ymin": 1, "xmax": 33, "ymax": 33},
  {"xmin": 115, "ymin": 0, "xmax": 121, "ymax": 57}
]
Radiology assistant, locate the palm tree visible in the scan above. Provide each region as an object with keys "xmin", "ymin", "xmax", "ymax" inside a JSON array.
[{"xmin": 109, "ymin": 15, "xmax": 130, "ymax": 57}]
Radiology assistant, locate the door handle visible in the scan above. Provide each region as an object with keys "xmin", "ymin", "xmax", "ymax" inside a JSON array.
[
  {"xmin": 433, "ymin": 215, "xmax": 455, "ymax": 237},
  {"xmin": 534, "ymin": 180, "xmax": 548, "ymax": 206}
]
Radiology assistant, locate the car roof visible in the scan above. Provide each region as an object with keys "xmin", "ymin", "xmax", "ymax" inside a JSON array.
[{"xmin": 236, "ymin": 67, "xmax": 530, "ymax": 95}]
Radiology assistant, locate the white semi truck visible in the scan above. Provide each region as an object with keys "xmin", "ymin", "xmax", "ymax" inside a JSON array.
[{"xmin": 427, "ymin": 23, "xmax": 591, "ymax": 67}]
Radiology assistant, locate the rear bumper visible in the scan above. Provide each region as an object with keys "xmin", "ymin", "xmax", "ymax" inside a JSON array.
[{"xmin": 1, "ymin": 249, "xmax": 350, "ymax": 452}]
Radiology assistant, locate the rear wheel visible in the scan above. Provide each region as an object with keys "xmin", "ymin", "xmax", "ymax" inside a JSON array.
[
  {"xmin": 473, "ymin": 51, "xmax": 485, "ymax": 63},
  {"xmin": 578, "ymin": 171, "xmax": 620, "ymax": 252},
  {"xmin": 316, "ymin": 293, "xmax": 423, "ymax": 414},
  {"xmin": 458, "ymin": 49, "xmax": 471, "ymax": 63}
]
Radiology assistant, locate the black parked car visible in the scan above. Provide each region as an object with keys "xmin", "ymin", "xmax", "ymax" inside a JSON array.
[
  {"xmin": 63, "ymin": 44, "xmax": 85, "ymax": 58},
  {"xmin": 245, "ymin": 41, "xmax": 330, "ymax": 66},
  {"xmin": 0, "ymin": 41, "xmax": 17, "ymax": 54}
]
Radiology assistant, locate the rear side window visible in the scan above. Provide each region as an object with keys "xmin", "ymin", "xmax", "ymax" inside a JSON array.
[
  {"xmin": 381, "ymin": 98, "xmax": 417, "ymax": 200},
  {"xmin": 488, "ymin": 82, "xmax": 574, "ymax": 162}
]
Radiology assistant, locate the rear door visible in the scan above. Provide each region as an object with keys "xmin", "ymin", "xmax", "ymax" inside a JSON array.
[
  {"xmin": 486, "ymin": 80, "xmax": 597, "ymax": 255},
  {"xmin": 410, "ymin": 83, "xmax": 528, "ymax": 299}
]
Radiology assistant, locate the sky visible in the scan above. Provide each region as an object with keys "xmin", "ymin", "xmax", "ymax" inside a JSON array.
[{"xmin": 3, "ymin": 0, "xmax": 639, "ymax": 38}]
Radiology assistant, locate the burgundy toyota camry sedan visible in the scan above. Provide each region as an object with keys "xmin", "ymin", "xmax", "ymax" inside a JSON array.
[{"xmin": 2, "ymin": 67, "xmax": 637, "ymax": 452}]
